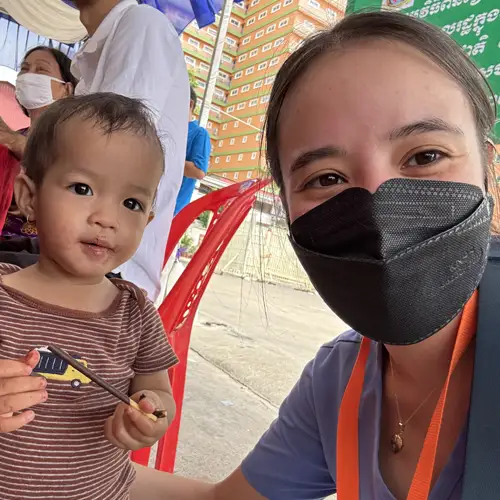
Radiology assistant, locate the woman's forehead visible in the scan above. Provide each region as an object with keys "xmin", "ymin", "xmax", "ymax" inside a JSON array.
[
  {"xmin": 277, "ymin": 40, "xmax": 473, "ymax": 153},
  {"xmin": 24, "ymin": 50, "xmax": 57, "ymax": 68}
]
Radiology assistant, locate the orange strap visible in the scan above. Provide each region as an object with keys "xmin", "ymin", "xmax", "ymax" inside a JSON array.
[{"xmin": 337, "ymin": 291, "xmax": 478, "ymax": 500}]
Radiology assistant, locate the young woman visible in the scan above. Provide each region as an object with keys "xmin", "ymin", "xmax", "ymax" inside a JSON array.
[
  {"xmin": 131, "ymin": 10, "xmax": 497, "ymax": 500},
  {"xmin": 0, "ymin": 46, "xmax": 77, "ymax": 238}
]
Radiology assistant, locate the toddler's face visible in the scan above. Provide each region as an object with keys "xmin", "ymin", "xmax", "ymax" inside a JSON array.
[{"xmin": 33, "ymin": 118, "xmax": 163, "ymax": 281}]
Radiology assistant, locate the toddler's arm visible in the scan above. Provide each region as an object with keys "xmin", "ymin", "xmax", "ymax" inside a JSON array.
[{"xmin": 104, "ymin": 288, "xmax": 177, "ymax": 451}]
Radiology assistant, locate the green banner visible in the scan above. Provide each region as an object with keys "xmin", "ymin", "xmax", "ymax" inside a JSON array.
[{"xmin": 347, "ymin": 0, "xmax": 500, "ymax": 140}]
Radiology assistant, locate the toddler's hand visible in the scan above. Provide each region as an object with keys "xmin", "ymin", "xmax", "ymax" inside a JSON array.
[
  {"xmin": 104, "ymin": 390, "xmax": 168, "ymax": 451},
  {"xmin": 0, "ymin": 350, "xmax": 48, "ymax": 432}
]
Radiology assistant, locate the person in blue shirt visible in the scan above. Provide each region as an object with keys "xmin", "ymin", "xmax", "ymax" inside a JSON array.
[{"xmin": 174, "ymin": 86, "xmax": 211, "ymax": 216}]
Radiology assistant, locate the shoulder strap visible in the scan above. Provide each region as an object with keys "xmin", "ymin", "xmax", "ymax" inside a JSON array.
[{"xmin": 462, "ymin": 238, "xmax": 500, "ymax": 498}]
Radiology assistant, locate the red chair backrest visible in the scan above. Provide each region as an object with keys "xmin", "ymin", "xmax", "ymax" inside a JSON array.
[{"xmin": 131, "ymin": 178, "xmax": 271, "ymax": 471}]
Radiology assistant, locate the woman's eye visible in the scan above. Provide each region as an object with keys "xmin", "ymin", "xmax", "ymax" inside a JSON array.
[
  {"xmin": 123, "ymin": 198, "xmax": 143, "ymax": 212},
  {"xmin": 69, "ymin": 183, "xmax": 93, "ymax": 196},
  {"xmin": 406, "ymin": 151, "xmax": 446, "ymax": 167},
  {"xmin": 304, "ymin": 173, "xmax": 346, "ymax": 189}
]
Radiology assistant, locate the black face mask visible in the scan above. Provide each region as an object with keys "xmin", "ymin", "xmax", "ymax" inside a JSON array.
[{"xmin": 290, "ymin": 179, "xmax": 493, "ymax": 345}]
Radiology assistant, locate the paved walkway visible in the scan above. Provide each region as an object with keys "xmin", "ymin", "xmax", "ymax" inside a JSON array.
[{"xmin": 174, "ymin": 273, "xmax": 345, "ymax": 498}]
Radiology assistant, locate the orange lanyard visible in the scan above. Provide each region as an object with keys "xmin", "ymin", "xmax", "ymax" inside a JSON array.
[{"xmin": 337, "ymin": 291, "xmax": 478, "ymax": 500}]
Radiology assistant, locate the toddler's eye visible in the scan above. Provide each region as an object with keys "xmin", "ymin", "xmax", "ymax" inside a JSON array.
[
  {"xmin": 124, "ymin": 198, "xmax": 143, "ymax": 212},
  {"xmin": 69, "ymin": 183, "xmax": 93, "ymax": 196}
]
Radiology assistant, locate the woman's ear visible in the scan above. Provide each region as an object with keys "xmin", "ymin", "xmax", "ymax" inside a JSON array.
[
  {"xmin": 66, "ymin": 82, "xmax": 74, "ymax": 97},
  {"xmin": 14, "ymin": 173, "xmax": 37, "ymax": 222},
  {"xmin": 147, "ymin": 212, "xmax": 155, "ymax": 224},
  {"xmin": 487, "ymin": 139, "xmax": 498, "ymax": 166}
]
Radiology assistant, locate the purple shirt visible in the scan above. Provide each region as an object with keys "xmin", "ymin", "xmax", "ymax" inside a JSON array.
[{"xmin": 241, "ymin": 330, "xmax": 466, "ymax": 499}]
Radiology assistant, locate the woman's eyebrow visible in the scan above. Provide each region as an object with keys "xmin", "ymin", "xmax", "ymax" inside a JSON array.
[
  {"xmin": 31, "ymin": 59, "xmax": 53, "ymax": 70},
  {"xmin": 291, "ymin": 146, "xmax": 347, "ymax": 173},
  {"xmin": 389, "ymin": 118, "xmax": 464, "ymax": 140}
]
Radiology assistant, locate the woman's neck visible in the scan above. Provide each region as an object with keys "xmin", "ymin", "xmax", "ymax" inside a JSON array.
[{"xmin": 384, "ymin": 313, "xmax": 463, "ymax": 389}]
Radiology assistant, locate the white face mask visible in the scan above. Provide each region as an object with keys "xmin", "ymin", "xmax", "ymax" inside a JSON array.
[{"xmin": 15, "ymin": 73, "xmax": 65, "ymax": 110}]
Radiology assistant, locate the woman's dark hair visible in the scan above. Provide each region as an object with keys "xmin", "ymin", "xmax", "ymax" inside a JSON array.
[
  {"xmin": 20, "ymin": 46, "xmax": 79, "ymax": 116},
  {"xmin": 264, "ymin": 11, "xmax": 497, "ymax": 190}
]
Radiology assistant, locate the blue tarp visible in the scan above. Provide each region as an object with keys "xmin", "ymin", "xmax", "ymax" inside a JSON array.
[
  {"xmin": 141, "ymin": 0, "xmax": 220, "ymax": 31},
  {"xmin": 0, "ymin": 0, "xmax": 241, "ymax": 71}
]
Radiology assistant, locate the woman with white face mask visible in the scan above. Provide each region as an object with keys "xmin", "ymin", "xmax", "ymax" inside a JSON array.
[{"xmin": 0, "ymin": 46, "xmax": 77, "ymax": 241}]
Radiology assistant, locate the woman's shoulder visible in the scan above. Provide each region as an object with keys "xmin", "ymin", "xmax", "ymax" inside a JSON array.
[
  {"xmin": 309, "ymin": 330, "xmax": 379, "ymax": 413},
  {"xmin": 314, "ymin": 330, "xmax": 366, "ymax": 371},
  {"xmin": 241, "ymin": 331, "xmax": 380, "ymax": 498},
  {"xmin": 321, "ymin": 329, "xmax": 363, "ymax": 350}
]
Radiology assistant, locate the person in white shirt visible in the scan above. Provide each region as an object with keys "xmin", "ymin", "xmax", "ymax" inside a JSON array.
[{"xmin": 72, "ymin": 0, "xmax": 189, "ymax": 301}]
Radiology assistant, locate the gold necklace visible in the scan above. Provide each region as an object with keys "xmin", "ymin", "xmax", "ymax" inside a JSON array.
[{"xmin": 389, "ymin": 355, "xmax": 439, "ymax": 454}]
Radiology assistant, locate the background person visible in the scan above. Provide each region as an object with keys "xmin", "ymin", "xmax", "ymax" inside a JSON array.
[
  {"xmin": 0, "ymin": 46, "xmax": 77, "ymax": 239},
  {"xmin": 155, "ymin": 86, "xmax": 212, "ymax": 304},
  {"xmin": 174, "ymin": 86, "xmax": 211, "ymax": 216},
  {"xmin": 71, "ymin": 0, "xmax": 189, "ymax": 300},
  {"xmin": 130, "ymin": 11, "xmax": 498, "ymax": 500}
]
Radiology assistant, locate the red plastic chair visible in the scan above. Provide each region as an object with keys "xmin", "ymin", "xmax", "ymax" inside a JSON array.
[{"xmin": 131, "ymin": 177, "xmax": 271, "ymax": 472}]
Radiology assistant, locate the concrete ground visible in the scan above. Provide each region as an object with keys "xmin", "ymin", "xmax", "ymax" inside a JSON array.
[{"xmin": 174, "ymin": 273, "xmax": 347, "ymax": 497}]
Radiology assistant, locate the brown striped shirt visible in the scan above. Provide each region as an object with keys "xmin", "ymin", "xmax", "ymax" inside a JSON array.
[{"xmin": 0, "ymin": 264, "xmax": 177, "ymax": 500}]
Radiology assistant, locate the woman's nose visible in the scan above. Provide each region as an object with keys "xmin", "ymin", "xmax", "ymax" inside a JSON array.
[{"xmin": 353, "ymin": 160, "xmax": 401, "ymax": 193}]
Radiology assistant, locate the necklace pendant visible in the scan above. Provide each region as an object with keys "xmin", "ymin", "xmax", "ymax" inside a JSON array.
[
  {"xmin": 391, "ymin": 433, "xmax": 404, "ymax": 453},
  {"xmin": 391, "ymin": 423, "xmax": 405, "ymax": 454}
]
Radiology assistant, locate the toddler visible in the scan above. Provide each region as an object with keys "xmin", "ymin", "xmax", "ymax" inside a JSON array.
[{"xmin": 0, "ymin": 93, "xmax": 177, "ymax": 500}]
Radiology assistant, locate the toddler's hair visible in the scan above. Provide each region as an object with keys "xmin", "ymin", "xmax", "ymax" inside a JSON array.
[{"xmin": 23, "ymin": 92, "xmax": 164, "ymax": 184}]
